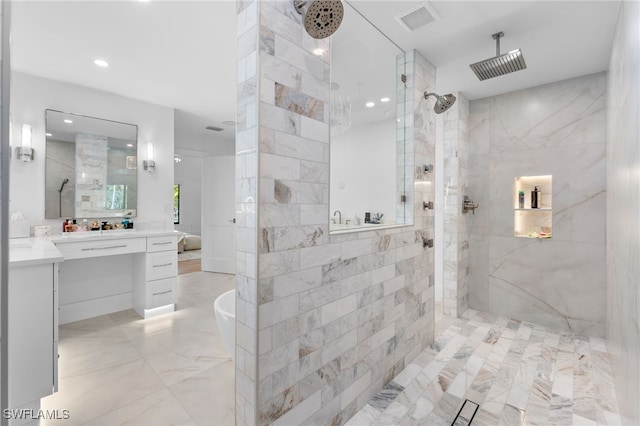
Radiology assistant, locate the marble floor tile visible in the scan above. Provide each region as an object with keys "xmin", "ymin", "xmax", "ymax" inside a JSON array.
[
  {"xmin": 40, "ymin": 271, "xmax": 235, "ymax": 426},
  {"xmin": 81, "ymin": 389, "xmax": 196, "ymax": 426},
  {"xmin": 353, "ymin": 309, "xmax": 621, "ymax": 426},
  {"xmin": 168, "ymin": 361, "xmax": 236, "ymax": 426}
]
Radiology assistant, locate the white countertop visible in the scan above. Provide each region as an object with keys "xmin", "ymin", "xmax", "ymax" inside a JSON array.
[
  {"xmin": 50, "ymin": 229, "xmax": 179, "ymax": 244},
  {"xmin": 10, "ymin": 230, "xmax": 179, "ymax": 266},
  {"xmin": 9, "ymin": 238, "xmax": 64, "ymax": 267}
]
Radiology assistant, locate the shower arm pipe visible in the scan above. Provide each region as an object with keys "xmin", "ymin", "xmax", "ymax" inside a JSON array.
[
  {"xmin": 423, "ymin": 92, "xmax": 439, "ymax": 100},
  {"xmin": 492, "ymin": 31, "xmax": 504, "ymax": 56}
]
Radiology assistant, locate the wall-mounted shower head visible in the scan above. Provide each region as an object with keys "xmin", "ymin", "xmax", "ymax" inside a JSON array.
[
  {"xmin": 470, "ymin": 32, "xmax": 527, "ymax": 81},
  {"xmin": 424, "ymin": 92, "xmax": 456, "ymax": 114},
  {"xmin": 293, "ymin": 0, "xmax": 344, "ymax": 39},
  {"xmin": 59, "ymin": 178, "xmax": 69, "ymax": 193}
]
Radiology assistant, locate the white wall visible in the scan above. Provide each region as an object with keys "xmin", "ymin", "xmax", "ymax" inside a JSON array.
[
  {"xmin": 173, "ymin": 148, "xmax": 202, "ymax": 235},
  {"xmin": 606, "ymin": 2, "xmax": 640, "ymax": 424},
  {"xmin": 330, "ymin": 118, "xmax": 396, "ymax": 224},
  {"xmin": 10, "ymin": 72, "xmax": 175, "ymax": 232}
]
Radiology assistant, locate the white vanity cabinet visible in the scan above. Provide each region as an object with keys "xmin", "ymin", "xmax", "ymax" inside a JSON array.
[
  {"xmin": 51, "ymin": 231, "xmax": 179, "ymax": 323},
  {"xmin": 133, "ymin": 234, "xmax": 179, "ymax": 318},
  {"xmin": 8, "ymin": 239, "xmax": 63, "ymax": 422}
]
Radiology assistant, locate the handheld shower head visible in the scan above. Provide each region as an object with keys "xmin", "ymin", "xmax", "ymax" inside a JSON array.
[
  {"xmin": 424, "ymin": 92, "xmax": 457, "ymax": 114},
  {"xmin": 59, "ymin": 178, "xmax": 69, "ymax": 193},
  {"xmin": 293, "ymin": 0, "xmax": 344, "ymax": 39}
]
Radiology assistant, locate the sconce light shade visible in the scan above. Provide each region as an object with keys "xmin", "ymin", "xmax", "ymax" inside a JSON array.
[
  {"xmin": 143, "ymin": 142, "xmax": 155, "ymax": 172},
  {"xmin": 16, "ymin": 124, "xmax": 34, "ymax": 162}
]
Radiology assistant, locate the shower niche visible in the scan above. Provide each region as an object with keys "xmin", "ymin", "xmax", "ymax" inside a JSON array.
[{"xmin": 513, "ymin": 175, "xmax": 552, "ymax": 239}]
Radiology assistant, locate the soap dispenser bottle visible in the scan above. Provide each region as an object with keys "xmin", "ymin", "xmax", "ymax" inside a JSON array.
[
  {"xmin": 531, "ymin": 186, "xmax": 540, "ymax": 209},
  {"xmin": 518, "ymin": 191, "xmax": 525, "ymax": 209}
]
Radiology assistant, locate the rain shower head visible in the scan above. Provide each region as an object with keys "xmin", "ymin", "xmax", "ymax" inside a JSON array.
[
  {"xmin": 470, "ymin": 32, "xmax": 527, "ymax": 81},
  {"xmin": 293, "ymin": 0, "xmax": 344, "ymax": 39},
  {"xmin": 424, "ymin": 92, "xmax": 457, "ymax": 114}
]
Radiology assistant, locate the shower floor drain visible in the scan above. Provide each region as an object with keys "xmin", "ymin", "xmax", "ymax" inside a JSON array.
[{"xmin": 450, "ymin": 399, "xmax": 480, "ymax": 426}]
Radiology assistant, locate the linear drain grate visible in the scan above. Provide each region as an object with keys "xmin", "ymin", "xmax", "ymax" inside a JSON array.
[{"xmin": 451, "ymin": 399, "xmax": 480, "ymax": 426}]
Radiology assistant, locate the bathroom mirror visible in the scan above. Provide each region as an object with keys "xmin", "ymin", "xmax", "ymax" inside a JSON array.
[
  {"xmin": 329, "ymin": 2, "xmax": 409, "ymax": 233},
  {"xmin": 44, "ymin": 109, "xmax": 138, "ymax": 219}
]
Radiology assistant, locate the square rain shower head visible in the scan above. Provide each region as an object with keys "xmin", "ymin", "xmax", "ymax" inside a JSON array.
[
  {"xmin": 470, "ymin": 49, "xmax": 527, "ymax": 81},
  {"xmin": 470, "ymin": 32, "xmax": 526, "ymax": 81}
]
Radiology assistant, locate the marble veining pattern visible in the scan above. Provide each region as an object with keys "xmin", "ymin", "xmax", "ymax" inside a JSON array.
[
  {"xmin": 348, "ymin": 309, "xmax": 621, "ymax": 426},
  {"xmin": 75, "ymin": 133, "xmax": 108, "ymax": 217},
  {"xmin": 245, "ymin": 2, "xmax": 438, "ymax": 421},
  {"xmin": 442, "ymin": 93, "xmax": 470, "ymax": 318},
  {"xmin": 39, "ymin": 272, "xmax": 236, "ymax": 426},
  {"xmin": 468, "ymin": 73, "xmax": 606, "ymax": 337},
  {"xmin": 605, "ymin": 2, "xmax": 640, "ymax": 424}
]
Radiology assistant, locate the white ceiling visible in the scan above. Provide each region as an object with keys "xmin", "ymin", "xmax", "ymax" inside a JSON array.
[{"xmin": 10, "ymin": 0, "xmax": 620, "ymax": 153}]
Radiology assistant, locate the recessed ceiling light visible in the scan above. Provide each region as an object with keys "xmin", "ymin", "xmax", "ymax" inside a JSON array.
[
  {"xmin": 313, "ymin": 48, "xmax": 325, "ymax": 57},
  {"xmin": 126, "ymin": 143, "xmax": 133, "ymax": 147},
  {"xmin": 222, "ymin": 120, "xmax": 236, "ymax": 126},
  {"xmin": 63, "ymin": 119, "xmax": 73, "ymax": 124},
  {"xmin": 46, "ymin": 133, "xmax": 52, "ymax": 137},
  {"xmin": 380, "ymin": 97, "xmax": 390, "ymax": 103},
  {"xmin": 366, "ymin": 102, "xmax": 375, "ymax": 108},
  {"xmin": 94, "ymin": 59, "xmax": 109, "ymax": 68}
]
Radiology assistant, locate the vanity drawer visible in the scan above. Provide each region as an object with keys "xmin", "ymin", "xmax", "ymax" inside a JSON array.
[
  {"xmin": 145, "ymin": 277, "xmax": 176, "ymax": 308},
  {"xmin": 56, "ymin": 237, "xmax": 146, "ymax": 260},
  {"xmin": 147, "ymin": 235, "xmax": 178, "ymax": 253},
  {"xmin": 146, "ymin": 251, "xmax": 177, "ymax": 281}
]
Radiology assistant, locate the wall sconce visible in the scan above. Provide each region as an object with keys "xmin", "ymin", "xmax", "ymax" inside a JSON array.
[
  {"xmin": 143, "ymin": 142, "xmax": 155, "ymax": 172},
  {"xmin": 16, "ymin": 124, "xmax": 34, "ymax": 162}
]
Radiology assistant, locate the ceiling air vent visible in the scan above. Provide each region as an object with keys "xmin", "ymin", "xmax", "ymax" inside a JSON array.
[
  {"xmin": 205, "ymin": 125, "xmax": 224, "ymax": 132},
  {"xmin": 396, "ymin": 3, "xmax": 439, "ymax": 32}
]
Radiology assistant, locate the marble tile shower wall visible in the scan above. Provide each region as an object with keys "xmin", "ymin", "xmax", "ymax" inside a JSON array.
[
  {"xmin": 468, "ymin": 72, "xmax": 607, "ymax": 338},
  {"xmin": 235, "ymin": 2, "xmax": 437, "ymax": 423},
  {"xmin": 442, "ymin": 93, "xmax": 469, "ymax": 318},
  {"xmin": 75, "ymin": 133, "xmax": 108, "ymax": 217},
  {"xmin": 606, "ymin": 2, "xmax": 640, "ymax": 424}
]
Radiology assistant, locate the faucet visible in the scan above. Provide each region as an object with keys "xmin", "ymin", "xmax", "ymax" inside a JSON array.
[
  {"xmin": 462, "ymin": 195, "xmax": 479, "ymax": 214},
  {"xmin": 333, "ymin": 210, "xmax": 342, "ymax": 224}
]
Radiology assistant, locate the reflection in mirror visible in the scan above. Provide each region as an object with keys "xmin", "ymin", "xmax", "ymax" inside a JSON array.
[
  {"xmin": 44, "ymin": 109, "xmax": 138, "ymax": 219},
  {"xmin": 330, "ymin": 2, "xmax": 408, "ymax": 233}
]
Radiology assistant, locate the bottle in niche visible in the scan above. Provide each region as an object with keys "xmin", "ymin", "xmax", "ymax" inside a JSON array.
[
  {"xmin": 364, "ymin": 212, "xmax": 371, "ymax": 224},
  {"xmin": 518, "ymin": 191, "xmax": 525, "ymax": 209},
  {"xmin": 531, "ymin": 186, "xmax": 540, "ymax": 209}
]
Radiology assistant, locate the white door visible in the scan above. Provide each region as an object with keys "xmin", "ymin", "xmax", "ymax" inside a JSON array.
[{"xmin": 201, "ymin": 155, "xmax": 236, "ymax": 274}]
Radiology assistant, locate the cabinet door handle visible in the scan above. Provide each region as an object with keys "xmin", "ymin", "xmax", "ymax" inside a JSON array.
[
  {"xmin": 153, "ymin": 263, "xmax": 173, "ymax": 268},
  {"xmin": 153, "ymin": 290, "xmax": 172, "ymax": 296},
  {"xmin": 81, "ymin": 245, "xmax": 128, "ymax": 252},
  {"xmin": 152, "ymin": 241, "xmax": 172, "ymax": 246}
]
